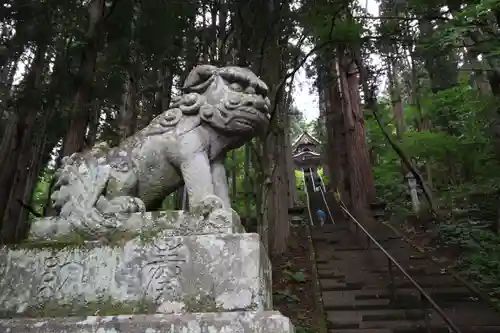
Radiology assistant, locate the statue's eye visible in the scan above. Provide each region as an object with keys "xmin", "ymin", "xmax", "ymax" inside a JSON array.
[
  {"xmin": 245, "ymin": 86, "xmax": 256, "ymax": 94},
  {"xmin": 256, "ymin": 87, "xmax": 267, "ymax": 98},
  {"xmin": 229, "ymin": 82, "xmax": 244, "ymax": 92}
]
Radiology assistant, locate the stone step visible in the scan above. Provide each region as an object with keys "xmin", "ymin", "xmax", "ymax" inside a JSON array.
[
  {"xmin": 0, "ymin": 233, "xmax": 271, "ymax": 317},
  {"xmin": 319, "ymin": 246, "xmax": 368, "ymax": 252},
  {"xmin": 313, "ymin": 223, "xmax": 500, "ymax": 333},
  {"xmin": 320, "ymin": 275, "xmax": 465, "ymax": 291},
  {"xmin": 326, "ymin": 309, "xmax": 425, "ymax": 328},
  {"xmin": 356, "ymin": 321, "xmax": 500, "ymax": 332},
  {"xmin": 312, "ymin": 231, "xmax": 402, "ymax": 242},
  {"xmin": 322, "ymin": 287, "xmax": 479, "ymax": 311},
  {"xmin": 317, "ymin": 265, "xmax": 444, "ymax": 279},
  {"xmin": 316, "ymin": 252, "xmax": 425, "ymax": 266},
  {"xmin": 355, "ymin": 273, "xmax": 463, "ymax": 292},
  {"xmin": 0, "ymin": 311, "xmax": 294, "ymax": 332},
  {"xmin": 311, "ymin": 231, "xmax": 352, "ymax": 240},
  {"xmin": 327, "ymin": 306, "xmax": 500, "ymax": 329},
  {"xmin": 328, "ymin": 328, "xmax": 393, "ymax": 333},
  {"xmin": 369, "ymin": 266, "xmax": 445, "ymax": 276},
  {"xmin": 318, "ymin": 269, "xmax": 345, "ymax": 279},
  {"xmin": 356, "ymin": 287, "xmax": 470, "ymax": 300},
  {"xmin": 320, "ymin": 279, "xmax": 352, "ymax": 291},
  {"xmin": 317, "ymin": 256, "xmax": 439, "ymax": 267},
  {"xmin": 320, "ymin": 247, "xmax": 424, "ymax": 258},
  {"xmin": 358, "ymin": 319, "xmax": 439, "ymax": 330},
  {"xmin": 323, "ymin": 295, "xmax": 404, "ymax": 311},
  {"xmin": 311, "ymin": 226, "xmax": 419, "ymax": 252},
  {"xmin": 328, "ymin": 328, "xmax": 500, "ymax": 333},
  {"xmin": 311, "ymin": 224, "xmax": 349, "ymax": 232},
  {"xmin": 460, "ymin": 327, "xmax": 500, "ymax": 333}
]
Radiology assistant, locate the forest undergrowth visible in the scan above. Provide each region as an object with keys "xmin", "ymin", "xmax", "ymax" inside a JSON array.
[
  {"xmin": 370, "ymin": 85, "xmax": 500, "ymax": 309},
  {"xmin": 271, "ymin": 224, "xmax": 319, "ymax": 333},
  {"xmin": 393, "ymin": 209, "xmax": 500, "ymax": 310}
]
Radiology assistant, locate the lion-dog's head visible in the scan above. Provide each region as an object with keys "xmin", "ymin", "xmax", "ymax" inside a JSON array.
[{"xmin": 182, "ymin": 65, "xmax": 271, "ymax": 136}]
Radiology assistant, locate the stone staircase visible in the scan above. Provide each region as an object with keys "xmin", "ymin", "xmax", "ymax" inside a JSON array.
[
  {"xmin": 0, "ymin": 210, "xmax": 294, "ymax": 332},
  {"xmin": 311, "ymin": 222, "xmax": 500, "ymax": 333}
]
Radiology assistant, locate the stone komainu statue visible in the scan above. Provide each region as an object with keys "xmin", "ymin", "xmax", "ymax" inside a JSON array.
[{"xmin": 51, "ymin": 65, "xmax": 270, "ymax": 222}]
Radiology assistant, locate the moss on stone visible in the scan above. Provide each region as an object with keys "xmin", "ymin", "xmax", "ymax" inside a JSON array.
[
  {"xmin": 14, "ymin": 227, "xmax": 164, "ymax": 251},
  {"xmin": 136, "ymin": 227, "xmax": 164, "ymax": 245},
  {"xmin": 0, "ymin": 298, "xmax": 157, "ymax": 318},
  {"xmin": 15, "ymin": 230, "xmax": 101, "ymax": 250},
  {"xmin": 14, "ymin": 238, "xmax": 88, "ymax": 251},
  {"xmin": 182, "ymin": 294, "xmax": 222, "ymax": 312},
  {"xmin": 249, "ymin": 300, "xmax": 260, "ymax": 311}
]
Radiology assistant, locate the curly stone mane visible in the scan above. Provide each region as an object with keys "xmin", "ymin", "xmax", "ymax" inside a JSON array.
[
  {"xmin": 142, "ymin": 64, "xmax": 269, "ymax": 137},
  {"xmin": 140, "ymin": 65, "xmax": 217, "ymax": 136},
  {"xmin": 141, "ymin": 93, "xmax": 204, "ymax": 136}
]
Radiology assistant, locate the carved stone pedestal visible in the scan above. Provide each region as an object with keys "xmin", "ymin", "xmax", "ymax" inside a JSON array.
[
  {"xmin": 28, "ymin": 209, "xmax": 243, "ymax": 240},
  {"xmin": 0, "ymin": 311, "xmax": 294, "ymax": 333},
  {"xmin": 0, "ymin": 211, "xmax": 295, "ymax": 332}
]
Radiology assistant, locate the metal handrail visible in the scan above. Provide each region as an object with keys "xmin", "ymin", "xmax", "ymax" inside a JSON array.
[
  {"xmin": 308, "ymin": 169, "xmax": 324, "ymax": 225},
  {"xmin": 301, "ymin": 168, "xmax": 314, "ymax": 226},
  {"xmin": 329, "ymin": 197, "xmax": 463, "ymax": 333},
  {"xmin": 382, "ymin": 220, "xmax": 499, "ymax": 312},
  {"xmin": 319, "ymin": 188, "xmax": 336, "ymax": 225},
  {"xmin": 317, "ymin": 174, "xmax": 335, "ymax": 224},
  {"xmin": 308, "ymin": 168, "xmax": 316, "ymax": 191},
  {"xmin": 315, "ymin": 174, "xmax": 495, "ymax": 313}
]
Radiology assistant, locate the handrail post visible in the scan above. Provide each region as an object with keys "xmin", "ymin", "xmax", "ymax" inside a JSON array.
[
  {"xmin": 388, "ymin": 258, "xmax": 396, "ymax": 300},
  {"xmin": 317, "ymin": 173, "xmax": 335, "ymax": 224},
  {"xmin": 420, "ymin": 292, "xmax": 432, "ymax": 333},
  {"xmin": 301, "ymin": 168, "xmax": 314, "ymax": 227}
]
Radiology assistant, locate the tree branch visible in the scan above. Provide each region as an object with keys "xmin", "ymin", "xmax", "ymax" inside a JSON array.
[
  {"xmin": 352, "ymin": 52, "xmax": 437, "ymax": 215},
  {"xmin": 17, "ymin": 199, "xmax": 42, "ymax": 218},
  {"xmin": 353, "ymin": 14, "xmax": 449, "ymax": 22},
  {"xmin": 103, "ymin": 0, "xmax": 122, "ymax": 21},
  {"xmin": 264, "ymin": 16, "xmax": 337, "ymax": 138}
]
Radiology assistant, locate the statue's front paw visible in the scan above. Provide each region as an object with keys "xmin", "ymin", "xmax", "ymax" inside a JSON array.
[
  {"xmin": 101, "ymin": 196, "xmax": 146, "ymax": 215},
  {"xmin": 191, "ymin": 194, "xmax": 224, "ymax": 217},
  {"xmin": 206, "ymin": 208, "xmax": 241, "ymax": 228},
  {"xmin": 51, "ymin": 185, "xmax": 72, "ymax": 211}
]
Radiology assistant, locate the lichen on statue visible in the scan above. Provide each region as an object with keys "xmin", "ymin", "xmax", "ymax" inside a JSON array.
[{"xmin": 49, "ymin": 65, "xmax": 270, "ymax": 232}]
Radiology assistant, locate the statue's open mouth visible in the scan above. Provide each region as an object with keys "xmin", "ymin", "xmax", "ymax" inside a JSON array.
[
  {"xmin": 235, "ymin": 107, "xmax": 269, "ymax": 128},
  {"xmin": 217, "ymin": 105, "xmax": 269, "ymax": 130},
  {"xmin": 236, "ymin": 118, "xmax": 255, "ymax": 128}
]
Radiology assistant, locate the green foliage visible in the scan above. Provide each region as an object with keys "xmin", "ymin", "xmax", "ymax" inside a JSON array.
[
  {"xmin": 369, "ymin": 83, "xmax": 500, "ymax": 302},
  {"xmin": 421, "ymin": 86, "xmax": 496, "ymax": 139},
  {"xmin": 295, "ymin": 170, "xmax": 305, "ymax": 189},
  {"xmin": 283, "ymin": 269, "xmax": 308, "ymax": 282},
  {"xmin": 289, "ymin": 107, "xmax": 319, "ymax": 140},
  {"xmin": 317, "ymin": 167, "xmax": 328, "ymax": 186},
  {"xmin": 274, "ymin": 290, "xmax": 301, "ymax": 303},
  {"xmin": 371, "ymin": 84, "xmax": 500, "ymax": 209},
  {"xmin": 438, "ymin": 220, "xmax": 500, "ymax": 307},
  {"xmin": 227, "ymin": 145, "xmax": 257, "ymax": 217},
  {"xmin": 31, "ymin": 169, "xmax": 52, "ymax": 218}
]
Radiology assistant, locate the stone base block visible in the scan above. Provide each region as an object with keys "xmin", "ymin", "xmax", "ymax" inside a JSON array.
[
  {"xmin": 0, "ymin": 311, "xmax": 294, "ymax": 332},
  {"xmin": 0, "ymin": 233, "xmax": 271, "ymax": 317},
  {"xmin": 28, "ymin": 210, "xmax": 243, "ymax": 240}
]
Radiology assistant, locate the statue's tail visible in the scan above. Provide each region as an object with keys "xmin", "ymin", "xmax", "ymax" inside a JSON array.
[{"xmin": 51, "ymin": 153, "xmax": 110, "ymax": 218}]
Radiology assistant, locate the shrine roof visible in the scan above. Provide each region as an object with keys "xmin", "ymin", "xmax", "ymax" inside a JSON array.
[{"xmin": 292, "ymin": 131, "xmax": 321, "ymax": 150}]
